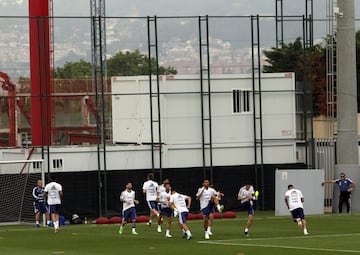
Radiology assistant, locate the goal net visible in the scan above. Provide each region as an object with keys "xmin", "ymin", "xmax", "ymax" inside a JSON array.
[{"xmin": 0, "ymin": 159, "xmax": 44, "ymax": 225}]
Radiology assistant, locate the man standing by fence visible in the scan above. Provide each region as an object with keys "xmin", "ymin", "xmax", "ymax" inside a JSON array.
[{"xmin": 322, "ymin": 173, "xmax": 355, "ymax": 213}]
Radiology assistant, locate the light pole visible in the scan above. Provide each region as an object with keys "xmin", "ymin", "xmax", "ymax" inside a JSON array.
[{"xmin": 336, "ymin": 0, "xmax": 358, "ymax": 165}]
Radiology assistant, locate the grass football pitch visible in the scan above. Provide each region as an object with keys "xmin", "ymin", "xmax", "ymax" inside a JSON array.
[{"xmin": 1, "ymin": 211, "xmax": 359, "ymax": 255}]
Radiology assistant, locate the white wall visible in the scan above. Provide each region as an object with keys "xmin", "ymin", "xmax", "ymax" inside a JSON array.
[
  {"xmin": 0, "ymin": 146, "xmax": 156, "ymax": 173},
  {"xmin": 111, "ymin": 73, "xmax": 297, "ymax": 166}
]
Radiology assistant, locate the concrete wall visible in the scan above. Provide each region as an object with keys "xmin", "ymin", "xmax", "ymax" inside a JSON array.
[{"xmin": 275, "ymin": 169, "xmax": 324, "ymax": 216}]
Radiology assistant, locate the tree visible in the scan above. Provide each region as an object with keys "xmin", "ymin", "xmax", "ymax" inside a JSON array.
[
  {"xmin": 106, "ymin": 50, "xmax": 177, "ymax": 77},
  {"xmin": 54, "ymin": 50, "xmax": 177, "ymax": 78},
  {"xmin": 55, "ymin": 59, "xmax": 92, "ymax": 79},
  {"xmin": 263, "ymin": 38, "xmax": 327, "ymax": 116},
  {"xmin": 263, "ymin": 37, "xmax": 304, "ymax": 79},
  {"xmin": 303, "ymin": 44, "xmax": 327, "ymax": 116}
]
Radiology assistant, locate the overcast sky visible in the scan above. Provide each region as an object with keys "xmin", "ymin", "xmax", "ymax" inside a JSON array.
[{"xmin": 0, "ymin": 0, "xmax": 358, "ymax": 19}]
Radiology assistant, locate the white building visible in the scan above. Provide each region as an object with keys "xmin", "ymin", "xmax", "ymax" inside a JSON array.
[
  {"xmin": 0, "ymin": 73, "xmax": 297, "ymax": 173},
  {"xmin": 111, "ymin": 73, "xmax": 296, "ymax": 168}
]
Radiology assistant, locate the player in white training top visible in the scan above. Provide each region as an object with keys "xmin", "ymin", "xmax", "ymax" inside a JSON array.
[
  {"xmin": 44, "ymin": 176, "xmax": 63, "ymax": 233},
  {"xmin": 284, "ymin": 184, "xmax": 309, "ymax": 235},
  {"xmin": 158, "ymin": 178, "xmax": 170, "ymax": 193},
  {"xmin": 142, "ymin": 173, "xmax": 160, "ymax": 227},
  {"xmin": 119, "ymin": 182, "xmax": 139, "ymax": 235},
  {"xmin": 196, "ymin": 179, "xmax": 224, "ymax": 240},
  {"xmin": 237, "ymin": 183, "xmax": 255, "ymax": 237},
  {"xmin": 156, "ymin": 181, "xmax": 173, "ymax": 237},
  {"xmin": 169, "ymin": 189, "xmax": 192, "ymax": 240}
]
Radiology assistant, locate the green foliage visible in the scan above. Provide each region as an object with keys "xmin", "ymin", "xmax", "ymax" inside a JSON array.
[
  {"xmin": 263, "ymin": 38, "xmax": 327, "ymax": 116},
  {"xmin": 308, "ymin": 45, "xmax": 327, "ymax": 116},
  {"xmin": 263, "ymin": 37, "xmax": 304, "ymax": 79},
  {"xmin": 107, "ymin": 50, "xmax": 177, "ymax": 76},
  {"xmin": 55, "ymin": 59, "xmax": 92, "ymax": 79},
  {"xmin": 54, "ymin": 50, "xmax": 177, "ymax": 79},
  {"xmin": 265, "ymin": 31, "xmax": 360, "ymax": 115},
  {"xmin": 107, "ymin": 50, "xmax": 147, "ymax": 76}
]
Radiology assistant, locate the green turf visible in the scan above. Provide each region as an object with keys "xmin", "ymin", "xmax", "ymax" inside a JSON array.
[{"xmin": 1, "ymin": 212, "xmax": 360, "ymax": 255}]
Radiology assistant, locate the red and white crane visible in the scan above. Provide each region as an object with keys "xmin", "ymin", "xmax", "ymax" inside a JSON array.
[{"xmin": 0, "ymin": 71, "xmax": 17, "ymax": 146}]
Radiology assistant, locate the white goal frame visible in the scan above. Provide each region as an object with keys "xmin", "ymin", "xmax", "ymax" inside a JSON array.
[{"xmin": 0, "ymin": 159, "xmax": 45, "ymax": 226}]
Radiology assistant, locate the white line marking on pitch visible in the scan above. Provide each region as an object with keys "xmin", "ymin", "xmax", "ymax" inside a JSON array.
[
  {"xmin": 198, "ymin": 233, "xmax": 360, "ymax": 254},
  {"xmin": 203, "ymin": 233, "xmax": 360, "ymax": 242},
  {"xmin": 198, "ymin": 242, "xmax": 360, "ymax": 253}
]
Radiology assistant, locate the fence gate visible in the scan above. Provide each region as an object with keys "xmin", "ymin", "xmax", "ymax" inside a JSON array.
[{"xmin": 314, "ymin": 138, "xmax": 336, "ymax": 212}]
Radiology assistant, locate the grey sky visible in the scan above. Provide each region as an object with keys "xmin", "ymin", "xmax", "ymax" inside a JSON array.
[
  {"xmin": 0, "ymin": 0, "xmax": 358, "ymax": 19},
  {"xmin": 0, "ymin": 0, "xmax": 359, "ymax": 77}
]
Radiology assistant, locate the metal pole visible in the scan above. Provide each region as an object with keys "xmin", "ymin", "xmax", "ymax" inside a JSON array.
[
  {"xmin": 98, "ymin": 15, "xmax": 108, "ymax": 217},
  {"xmin": 91, "ymin": 15, "xmax": 103, "ymax": 218},
  {"xmin": 302, "ymin": 16, "xmax": 309, "ymax": 167},
  {"xmin": 154, "ymin": 16, "xmax": 163, "ymax": 181},
  {"xmin": 336, "ymin": 0, "xmax": 358, "ymax": 165},
  {"xmin": 307, "ymin": 13, "xmax": 315, "ymax": 169},
  {"xmin": 35, "ymin": 17, "xmax": 49, "ymax": 178},
  {"xmin": 275, "ymin": 0, "xmax": 284, "ymax": 48},
  {"xmin": 198, "ymin": 16, "xmax": 207, "ymax": 179},
  {"xmin": 205, "ymin": 15, "xmax": 213, "ymax": 183},
  {"xmin": 41, "ymin": 16, "xmax": 52, "ymax": 178},
  {"xmin": 250, "ymin": 15, "xmax": 259, "ymax": 191},
  {"xmin": 147, "ymin": 16, "xmax": 156, "ymax": 173},
  {"xmin": 255, "ymin": 16, "xmax": 265, "ymax": 210}
]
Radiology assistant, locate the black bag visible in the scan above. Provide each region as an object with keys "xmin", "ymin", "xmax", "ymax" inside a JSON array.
[{"xmin": 71, "ymin": 214, "xmax": 83, "ymax": 224}]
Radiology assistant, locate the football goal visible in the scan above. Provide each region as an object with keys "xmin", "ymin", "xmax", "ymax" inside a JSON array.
[{"xmin": 0, "ymin": 159, "xmax": 44, "ymax": 225}]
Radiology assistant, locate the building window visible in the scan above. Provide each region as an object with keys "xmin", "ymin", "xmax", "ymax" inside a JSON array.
[
  {"xmin": 32, "ymin": 161, "xmax": 42, "ymax": 170},
  {"xmin": 232, "ymin": 89, "xmax": 250, "ymax": 113},
  {"xmin": 53, "ymin": 159, "xmax": 63, "ymax": 170}
]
